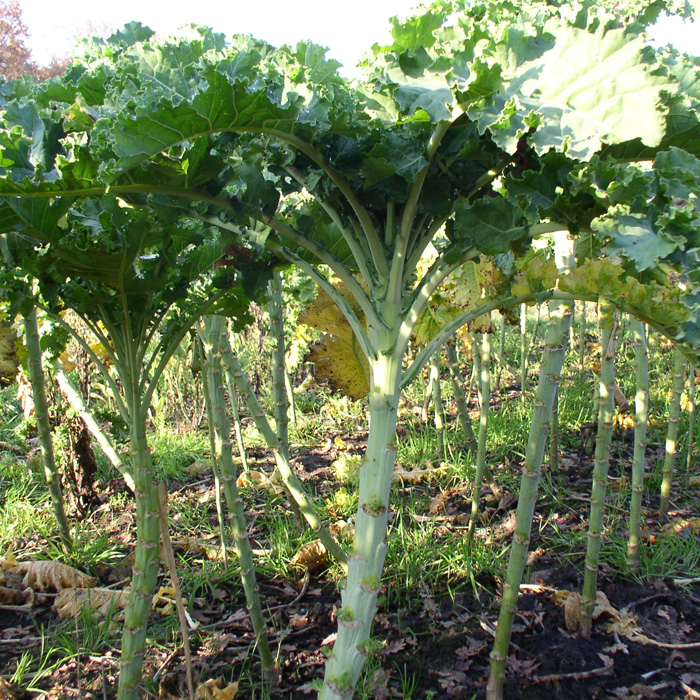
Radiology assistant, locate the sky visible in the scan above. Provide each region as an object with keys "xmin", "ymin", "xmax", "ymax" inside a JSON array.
[
  {"xmin": 20, "ymin": 0, "xmax": 415, "ymax": 73},
  {"xmin": 19, "ymin": 0, "xmax": 700, "ymax": 74}
]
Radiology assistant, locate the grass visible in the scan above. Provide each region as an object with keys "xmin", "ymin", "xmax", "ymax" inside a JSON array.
[{"xmin": 1, "ymin": 312, "xmax": 699, "ymax": 697}]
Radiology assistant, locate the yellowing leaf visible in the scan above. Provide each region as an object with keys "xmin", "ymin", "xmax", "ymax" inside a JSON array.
[
  {"xmin": 299, "ymin": 277, "xmax": 369, "ymax": 400},
  {"xmin": 57, "ymin": 351, "xmax": 77, "ymax": 372},
  {"xmin": 291, "ymin": 539, "xmax": 329, "ymax": 572},
  {"xmin": 55, "ymin": 587, "xmax": 129, "ymax": 619},
  {"xmin": 11, "ymin": 561, "xmax": 97, "ymax": 592},
  {"xmin": 89, "ymin": 341, "xmax": 113, "ymax": 367},
  {"xmin": 305, "ymin": 334, "xmax": 369, "ymax": 401}
]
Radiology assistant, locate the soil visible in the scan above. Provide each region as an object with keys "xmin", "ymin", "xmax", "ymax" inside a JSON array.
[{"xmin": 2, "ymin": 419, "xmax": 700, "ymax": 699}]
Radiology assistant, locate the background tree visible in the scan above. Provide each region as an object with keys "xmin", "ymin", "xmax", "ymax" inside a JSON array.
[{"xmin": 0, "ymin": 0, "xmax": 66, "ymax": 80}]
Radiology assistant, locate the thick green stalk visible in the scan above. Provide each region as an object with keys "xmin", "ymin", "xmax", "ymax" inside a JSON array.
[
  {"xmin": 579, "ymin": 300, "xmax": 587, "ymax": 379},
  {"xmin": 430, "ymin": 352, "xmax": 446, "ymax": 461},
  {"xmin": 200, "ymin": 315, "xmax": 276, "ymax": 678},
  {"xmin": 117, "ymin": 389, "xmax": 161, "ymax": 700},
  {"xmin": 219, "ymin": 336, "xmax": 347, "ymax": 569},
  {"xmin": 23, "ymin": 307, "xmax": 72, "ymax": 547},
  {"xmin": 580, "ymin": 305, "xmax": 616, "ymax": 638},
  {"xmin": 627, "ymin": 317, "xmax": 648, "ymax": 572},
  {"xmin": 486, "ymin": 299, "xmax": 571, "ymax": 700},
  {"xmin": 467, "ymin": 329, "xmax": 491, "ymax": 544},
  {"xmin": 53, "ymin": 365, "xmax": 134, "ymax": 490},
  {"xmin": 549, "ymin": 387, "xmax": 559, "ymax": 471},
  {"xmin": 268, "ymin": 272, "xmax": 289, "ymax": 458},
  {"xmin": 446, "ymin": 340, "xmax": 477, "ymax": 454},
  {"xmin": 285, "ymin": 368, "xmax": 297, "ymax": 428},
  {"xmin": 659, "ymin": 349, "xmax": 686, "ymax": 519},
  {"xmin": 320, "ymin": 347, "xmax": 402, "ymax": 699}
]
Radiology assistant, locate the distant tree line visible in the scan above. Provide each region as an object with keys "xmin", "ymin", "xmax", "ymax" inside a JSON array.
[{"xmin": 0, "ymin": 0, "xmax": 66, "ymax": 80}]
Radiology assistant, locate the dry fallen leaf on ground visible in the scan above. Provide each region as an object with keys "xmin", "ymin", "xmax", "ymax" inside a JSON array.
[
  {"xmin": 0, "ymin": 585, "xmax": 32, "ymax": 607},
  {"xmin": 11, "ymin": 561, "xmax": 97, "ymax": 592},
  {"xmin": 236, "ymin": 470, "xmax": 284, "ymax": 494},
  {"xmin": 0, "ymin": 553, "xmax": 17, "ymax": 571},
  {"xmin": 291, "ymin": 539, "xmax": 329, "ymax": 572},
  {"xmin": 328, "ymin": 520, "xmax": 354, "ymax": 539},
  {"xmin": 195, "ymin": 678, "xmax": 239, "ymax": 700},
  {"xmin": 54, "ymin": 587, "xmax": 130, "ymax": 619},
  {"xmin": 393, "ymin": 463, "xmax": 449, "ymax": 483},
  {"xmin": 185, "ymin": 460, "xmax": 211, "ymax": 477},
  {"xmin": 152, "ymin": 586, "xmax": 176, "ymax": 616}
]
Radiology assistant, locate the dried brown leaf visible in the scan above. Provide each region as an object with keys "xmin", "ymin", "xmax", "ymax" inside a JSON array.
[
  {"xmin": 236, "ymin": 470, "xmax": 284, "ymax": 494},
  {"xmin": 11, "ymin": 561, "xmax": 97, "ymax": 592},
  {"xmin": 564, "ymin": 591, "xmax": 582, "ymax": 631},
  {"xmin": 429, "ymin": 491, "xmax": 450, "ymax": 516},
  {"xmin": 55, "ymin": 587, "xmax": 129, "ymax": 619},
  {"xmin": 0, "ymin": 585, "xmax": 32, "ymax": 607},
  {"xmin": 393, "ymin": 463, "xmax": 449, "ymax": 484},
  {"xmin": 195, "ymin": 678, "xmax": 239, "ymax": 700},
  {"xmin": 185, "ymin": 460, "xmax": 211, "ymax": 477},
  {"xmin": 291, "ymin": 540, "xmax": 328, "ymax": 572}
]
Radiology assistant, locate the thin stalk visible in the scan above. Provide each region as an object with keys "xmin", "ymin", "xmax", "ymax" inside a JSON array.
[
  {"xmin": 496, "ymin": 314, "xmax": 506, "ymax": 391},
  {"xmin": 199, "ymin": 341, "xmax": 229, "ymax": 569},
  {"xmin": 627, "ymin": 317, "xmax": 648, "ymax": 572},
  {"xmin": 265, "ymin": 240, "xmax": 377, "ymax": 361},
  {"xmin": 219, "ymin": 333, "xmax": 347, "ymax": 570},
  {"xmin": 520, "ymin": 303, "xmax": 528, "ymax": 406},
  {"xmin": 686, "ymin": 368, "xmax": 696, "ymax": 484},
  {"xmin": 268, "ymin": 272, "xmax": 289, "ymax": 458},
  {"xmin": 421, "ymin": 369, "xmax": 435, "ymax": 423},
  {"xmin": 53, "ymin": 365, "xmax": 134, "ymax": 490},
  {"xmin": 486, "ymin": 298, "xmax": 572, "ymax": 700},
  {"xmin": 579, "ymin": 300, "xmax": 587, "ymax": 379},
  {"xmin": 430, "ymin": 352, "xmax": 446, "ymax": 461},
  {"xmin": 266, "ymin": 273, "xmax": 305, "ymax": 528},
  {"xmin": 580, "ymin": 304, "xmax": 616, "ymax": 638},
  {"xmin": 224, "ymin": 373, "xmax": 250, "ymax": 474},
  {"xmin": 157, "ymin": 484, "xmax": 195, "ymax": 700},
  {"xmin": 199, "ymin": 315, "xmax": 276, "ymax": 679},
  {"xmin": 659, "ymin": 349, "xmax": 686, "ymax": 519},
  {"xmin": 467, "ymin": 328, "xmax": 491, "ymax": 545},
  {"xmin": 446, "ymin": 340, "xmax": 477, "ymax": 454},
  {"xmin": 23, "ymin": 307, "xmax": 72, "ymax": 547},
  {"xmin": 473, "ymin": 333, "xmax": 482, "ymax": 406}
]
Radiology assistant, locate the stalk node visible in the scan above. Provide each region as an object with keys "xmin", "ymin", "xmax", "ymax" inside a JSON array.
[{"xmin": 361, "ymin": 502, "xmax": 387, "ymax": 516}]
